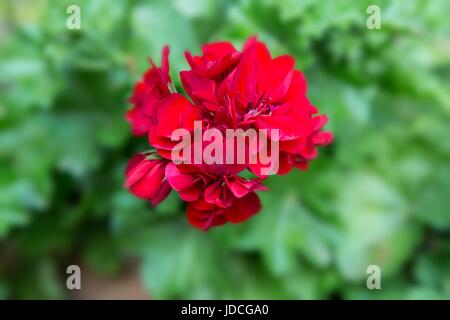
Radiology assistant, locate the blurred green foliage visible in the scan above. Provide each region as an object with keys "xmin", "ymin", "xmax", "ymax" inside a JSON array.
[{"xmin": 0, "ymin": 0, "xmax": 449, "ymax": 299}]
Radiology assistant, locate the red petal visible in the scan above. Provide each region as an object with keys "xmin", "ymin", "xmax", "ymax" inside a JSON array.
[
  {"xmin": 186, "ymin": 205, "xmax": 215, "ymax": 230},
  {"xmin": 300, "ymin": 142, "xmax": 319, "ymax": 160},
  {"xmin": 217, "ymin": 187, "xmax": 234, "ymax": 208},
  {"xmin": 165, "ymin": 162, "xmax": 198, "ymax": 191},
  {"xmin": 242, "ymin": 36, "xmax": 257, "ymax": 51},
  {"xmin": 202, "ymin": 41, "xmax": 237, "ymax": 59},
  {"xmin": 266, "ymin": 55, "xmax": 295, "ymax": 102},
  {"xmin": 224, "ymin": 176, "xmax": 249, "ymax": 198},
  {"xmin": 231, "ymin": 42, "xmax": 272, "ymax": 102},
  {"xmin": 125, "ymin": 153, "xmax": 145, "ymax": 175},
  {"xmin": 312, "ymin": 114, "xmax": 328, "ymax": 131},
  {"xmin": 190, "ymin": 197, "xmax": 216, "ymax": 211},
  {"xmin": 187, "ymin": 207, "xmax": 222, "ymax": 231},
  {"xmin": 126, "ymin": 107, "xmax": 151, "ymax": 136},
  {"xmin": 155, "ymin": 94, "xmax": 199, "ymax": 138},
  {"xmin": 161, "ymin": 46, "xmax": 170, "ymax": 79},
  {"xmin": 179, "ymin": 185, "xmax": 202, "ymax": 202},
  {"xmin": 225, "ymin": 193, "xmax": 261, "ymax": 224},
  {"xmin": 180, "ymin": 71, "xmax": 217, "ymax": 104},
  {"xmin": 255, "ymin": 115, "xmax": 309, "ymax": 140},
  {"xmin": 149, "ymin": 181, "xmax": 172, "ymax": 206},
  {"xmin": 312, "ymin": 131, "xmax": 333, "ymax": 145},
  {"xmin": 124, "ymin": 155, "xmax": 154, "ymax": 188},
  {"xmin": 186, "ymin": 201, "xmax": 227, "ymax": 230},
  {"xmin": 129, "ymin": 161, "xmax": 166, "ymax": 199},
  {"xmin": 204, "ymin": 182, "xmax": 221, "ymax": 204}
]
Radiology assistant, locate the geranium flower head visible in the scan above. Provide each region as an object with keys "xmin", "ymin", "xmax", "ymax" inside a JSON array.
[{"xmin": 125, "ymin": 36, "xmax": 332, "ymax": 230}]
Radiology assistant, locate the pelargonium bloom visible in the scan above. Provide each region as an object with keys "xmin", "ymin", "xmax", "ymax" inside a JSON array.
[
  {"xmin": 165, "ymin": 163, "xmax": 267, "ymax": 230},
  {"xmin": 182, "ymin": 37, "xmax": 333, "ymax": 176},
  {"xmin": 126, "ymin": 46, "xmax": 172, "ymax": 136},
  {"xmin": 181, "ymin": 41, "xmax": 241, "ymax": 112},
  {"xmin": 124, "ymin": 36, "xmax": 332, "ymax": 230},
  {"xmin": 124, "ymin": 153, "xmax": 171, "ymax": 206}
]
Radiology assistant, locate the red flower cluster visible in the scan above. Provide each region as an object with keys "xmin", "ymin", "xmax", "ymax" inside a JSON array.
[{"xmin": 125, "ymin": 37, "xmax": 332, "ymax": 230}]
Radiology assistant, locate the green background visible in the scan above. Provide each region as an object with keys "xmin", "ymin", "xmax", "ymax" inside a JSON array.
[{"xmin": 0, "ymin": 0, "xmax": 449, "ymax": 299}]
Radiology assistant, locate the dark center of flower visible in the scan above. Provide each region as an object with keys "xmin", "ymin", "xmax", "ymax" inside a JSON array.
[{"xmin": 247, "ymin": 97, "xmax": 272, "ymax": 117}]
